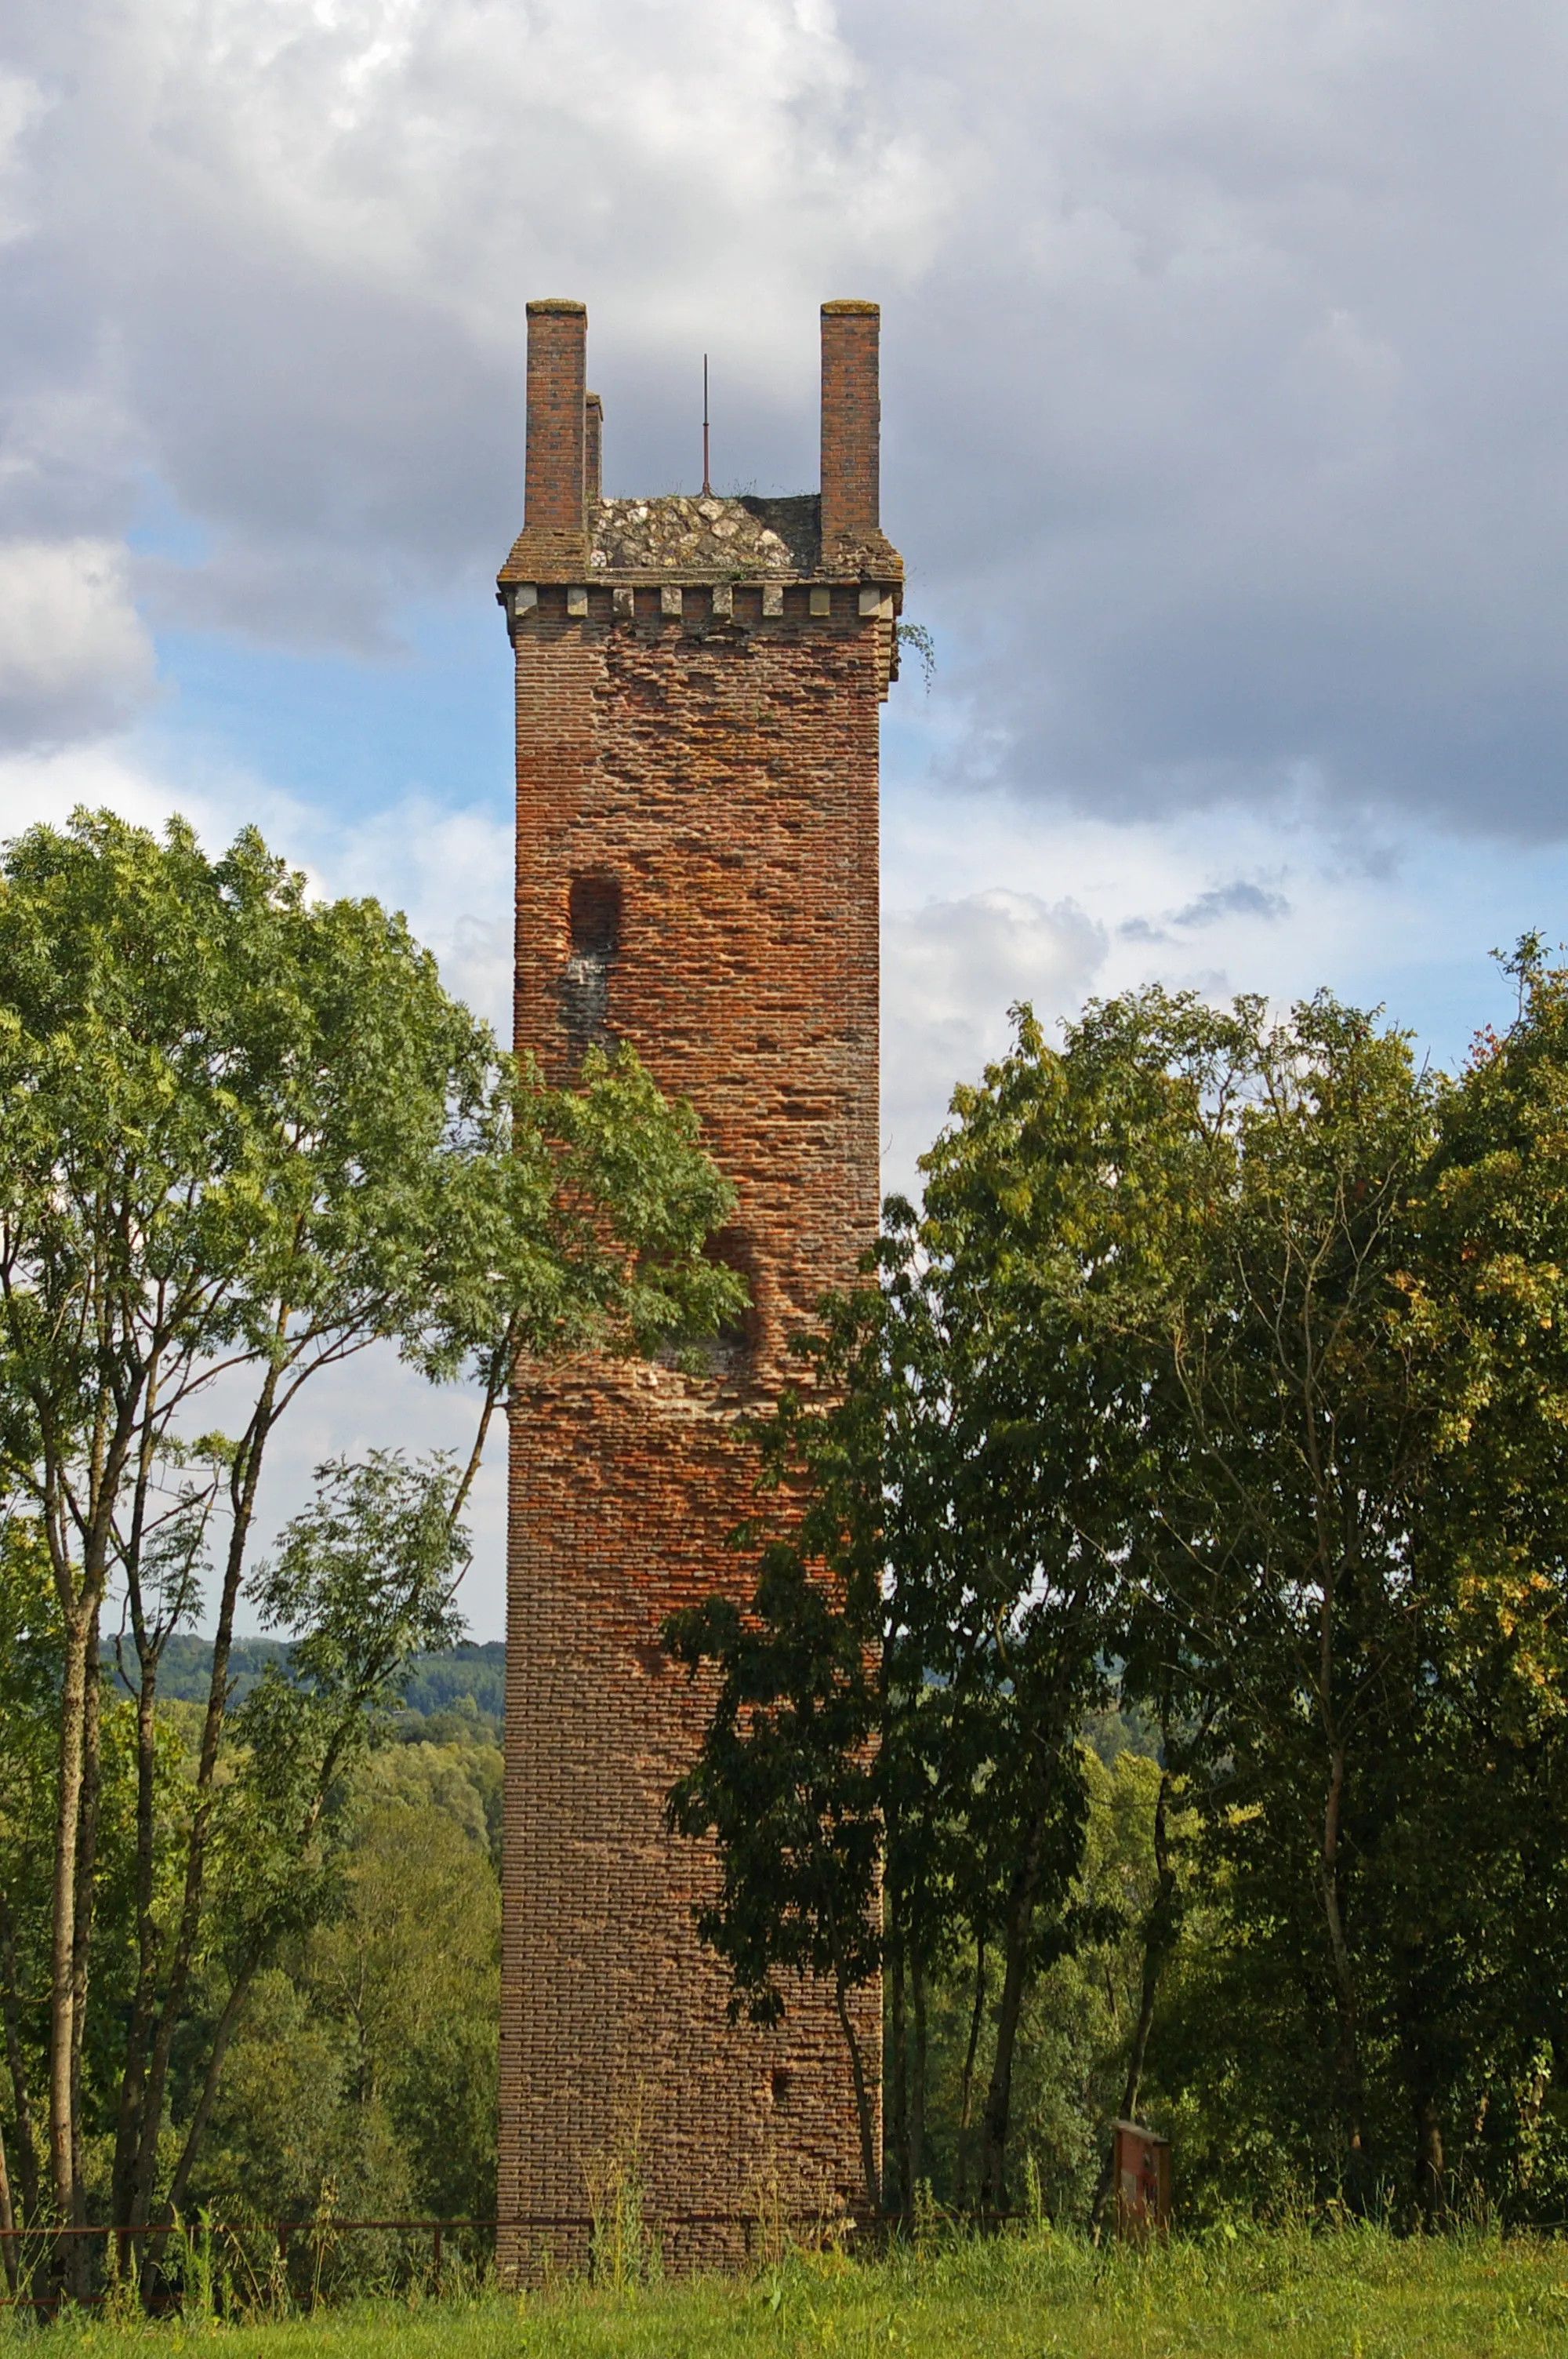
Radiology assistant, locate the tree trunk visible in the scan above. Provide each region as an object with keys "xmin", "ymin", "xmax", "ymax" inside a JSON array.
[
  {"xmin": 67, "ymin": 1605, "xmax": 102, "ymax": 2236},
  {"xmin": 44, "ymin": 1365, "xmax": 129, "ymax": 2265},
  {"xmin": 47, "ymin": 1598, "xmax": 92, "ymax": 2226},
  {"xmin": 111, "ymin": 1628, "xmax": 165, "ymax": 2227},
  {"xmin": 977, "ymin": 1912, "xmax": 1029, "ymax": 2213},
  {"xmin": 911, "ymin": 1946, "xmax": 927, "ymax": 2197},
  {"xmin": 1317, "ymin": 1739, "xmax": 1365, "ymax": 2179},
  {"xmin": 159, "ymin": 1956, "xmax": 260, "ymax": 2225},
  {"xmin": 131, "ymin": 1387, "xmax": 276, "ymax": 2230},
  {"xmin": 1466, "ymin": 2084, "xmax": 1490, "ymax": 2179},
  {"xmin": 139, "ymin": 1640, "xmax": 388, "ymax": 2259},
  {"xmin": 821, "ymin": 1891, "xmax": 879, "ymax": 2214},
  {"xmin": 831, "ymin": 1971, "xmax": 881, "ymax": 2217},
  {"xmin": 140, "ymin": 1954, "xmax": 261, "ymax": 2303},
  {"xmin": 1394, "ymin": 1957, "xmax": 1449, "ymax": 2225},
  {"xmin": 0, "ymin": 1886, "xmax": 40, "ymax": 2224},
  {"xmin": 888, "ymin": 1937, "xmax": 910, "ymax": 2215},
  {"xmin": 1092, "ymin": 1761, "xmax": 1176, "ymax": 2233},
  {"xmin": 954, "ymin": 1937, "xmax": 986, "ymax": 2210},
  {"xmin": 1415, "ymin": 2095, "xmax": 1445, "ymax": 2226},
  {"xmin": 978, "ymin": 1796, "xmax": 1052, "ymax": 2214},
  {"xmin": 0, "ymin": 2112, "xmax": 16, "ymax": 2294},
  {"xmin": 110, "ymin": 1372, "xmax": 173, "ymax": 2229}
]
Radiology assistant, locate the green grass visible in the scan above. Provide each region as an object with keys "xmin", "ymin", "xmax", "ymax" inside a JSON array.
[{"xmin": 11, "ymin": 2223, "xmax": 1568, "ymax": 2357}]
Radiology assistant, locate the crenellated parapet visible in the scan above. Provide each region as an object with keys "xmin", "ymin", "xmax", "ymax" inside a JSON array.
[{"xmin": 498, "ymin": 305, "xmax": 902, "ymax": 694}]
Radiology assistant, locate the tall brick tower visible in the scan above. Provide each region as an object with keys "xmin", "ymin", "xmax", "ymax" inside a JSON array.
[{"xmin": 497, "ymin": 300, "xmax": 900, "ymax": 2276}]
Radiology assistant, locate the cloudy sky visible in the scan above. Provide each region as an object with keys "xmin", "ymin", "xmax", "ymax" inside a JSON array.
[{"xmin": 6, "ymin": 0, "xmax": 1568, "ymax": 1632}]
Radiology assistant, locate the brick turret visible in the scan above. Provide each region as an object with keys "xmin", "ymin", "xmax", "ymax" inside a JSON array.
[
  {"xmin": 514, "ymin": 298, "xmax": 589, "ymax": 572},
  {"xmin": 820, "ymin": 300, "xmax": 881, "ymax": 554},
  {"xmin": 497, "ymin": 303, "xmax": 900, "ymax": 2281}
]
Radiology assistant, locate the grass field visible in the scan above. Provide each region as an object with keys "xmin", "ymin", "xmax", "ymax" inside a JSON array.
[{"xmin": 8, "ymin": 2223, "xmax": 1568, "ymax": 2358}]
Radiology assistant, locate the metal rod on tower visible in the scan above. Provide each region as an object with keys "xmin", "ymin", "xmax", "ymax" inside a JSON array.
[{"xmin": 702, "ymin": 354, "xmax": 711, "ymax": 496}]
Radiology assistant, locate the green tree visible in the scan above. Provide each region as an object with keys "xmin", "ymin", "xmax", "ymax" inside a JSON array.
[
  {"xmin": 671, "ymin": 965, "xmax": 1568, "ymax": 2228},
  {"xmin": 663, "ymin": 1297, "xmax": 887, "ymax": 2210},
  {"xmin": 895, "ymin": 1000, "xmax": 1228, "ymax": 2212},
  {"xmin": 1383, "ymin": 940, "xmax": 1568, "ymax": 2212},
  {"xmin": 197, "ymin": 1785, "xmax": 500, "ymax": 2236},
  {"xmin": 1103, "ymin": 976, "xmax": 1568, "ymax": 2217},
  {"xmin": 1118, "ymin": 992, "xmax": 1439, "ymax": 2190},
  {"xmin": 669, "ymin": 999, "xmax": 1215, "ymax": 2214},
  {"xmin": 919, "ymin": 1744, "xmax": 1182, "ymax": 2223},
  {"xmin": 190, "ymin": 1696, "xmax": 504, "ymax": 2278},
  {"xmin": 0, "ymin": 806, "xmax": 741, "ymax": 2266}
]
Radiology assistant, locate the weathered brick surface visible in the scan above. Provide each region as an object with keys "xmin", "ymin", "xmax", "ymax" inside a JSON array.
[{"xmin": 499, "ymin": 307, "xmax": 900, "ymax": 2280}]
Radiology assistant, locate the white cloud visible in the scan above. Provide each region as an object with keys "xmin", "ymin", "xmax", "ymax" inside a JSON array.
[
  {"xmin": 0, "ymin": 539, "xmax": 155, "ymax": 745},
  {"xmin": 0, "ymin": 741, "xmax": 514, "ymax": 1030},
  {"xmin": 3, "ymin": 0, "xmax": 937, "ymax": 642},
  {"xmin": 9, "ymin": 0, "xmax": 1568, "ymax": 826},
  {"xmin": 0, "ymin": 68, "xmax": 45, "ymax": 245},
  {"xmin": 881, "ymin": 888, "xmax": 1107, "ymax": 1201},
  {"xmin": 324, "ymin": 791, "xmax": 513, "ymax": 1034},
  {"xmin": 880, "ymin": 765, "xmax": 1543, "ymax": 1114}
]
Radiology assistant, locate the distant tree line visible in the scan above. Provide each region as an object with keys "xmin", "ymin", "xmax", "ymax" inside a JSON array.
[
  {"xmin": 108, "ymin": 1636, "xmax": 506, "ymax": 1730},
  {"xmin": 670, "ymin": 950, "xmax": 1568, "ymax": 2229}
]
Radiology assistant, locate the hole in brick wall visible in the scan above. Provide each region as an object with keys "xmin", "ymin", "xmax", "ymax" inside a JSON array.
[
  {"xmin": 562, "ymin": 873, "xmax": 622, "ymax": 1060},
  {"xmin": 654, "ymin": 1225, "xmax": 756, "ymax": 1383},
  {"xmin": 769, "ymin": 2066, "xmax": 794, "ymax": 2105},
  {"xmin": 569, "ymin": 873, "xmax": 621, "ymax": 954}
]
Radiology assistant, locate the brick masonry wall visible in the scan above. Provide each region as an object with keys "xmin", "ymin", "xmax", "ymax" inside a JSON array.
[{"xmin": 500, "ymin": 583, "xmax": 885, "ymax": 2278}]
